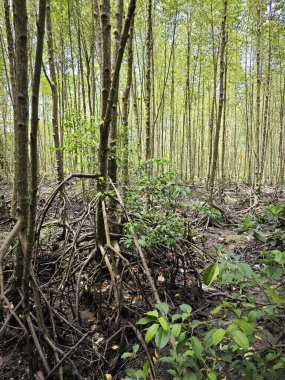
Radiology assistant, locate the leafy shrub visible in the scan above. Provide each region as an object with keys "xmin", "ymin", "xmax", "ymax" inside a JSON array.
[
  {"xmin": 122, "ymin": 248, "xmax": 285, "ymax": 379},
  {"xmin": 121, "ymin": 170, "xmax": 191, "ymax": 248}
]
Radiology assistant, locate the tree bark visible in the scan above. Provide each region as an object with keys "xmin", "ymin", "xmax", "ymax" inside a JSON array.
[{"xmin": 208, "ymin": 0, "xmax": 227, "ymax": 205}]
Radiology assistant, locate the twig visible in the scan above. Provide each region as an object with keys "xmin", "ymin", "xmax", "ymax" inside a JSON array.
[
  {"xmin": 46, "ymin": 330, "xmax": 93, "ymax": 379},
  {"xmin": 128, "ymin": 322, "xmax": 156, "ymax": 380},
  {"xmin": 36, "ymin": 173, "xmax": 100, "ymax": 236}
]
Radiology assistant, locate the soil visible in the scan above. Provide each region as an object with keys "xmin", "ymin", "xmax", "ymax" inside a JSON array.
[{"xmin": 0, "ymin": 178, "xmax": 285, "ymax": 379}]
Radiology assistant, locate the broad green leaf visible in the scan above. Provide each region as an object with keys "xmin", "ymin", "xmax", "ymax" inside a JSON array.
[
  {"xmin": 203, "ymin": 329, "xmax": 215, "ymax": 349},
  {"xmin": 191, "ymin": 336, "xmax": 203, "ymax": 359},
  {"xmin": 145, "ymin": 323, "xmax": 159, "ymax": 344},
  {"xmin": 158, "ymin": 317, "xmax": 168, "ymax": 331},
  {"xmin": 145, "ymin": 310, "xmax": 158, "ymax": 318},
  {"xmin": 203, "ymin": 263, "xmax": 220, "ymax": 286},
  {"xmin": 234, "ymin": 309, "xmax": 242, "ymax": 318},
  {"xmin": 211, "ymin": 305, "xmax": 223, "ymax": 314},
  {"xmin": 230, "ymin": 330, "xmax": 249, "ymax": 351},
  {"xmin": 155, "ymin": 302, "xmax": 169, "ymax": 315},
  {"xmin": 189, "ymin": 320, "xmax": 203, "ymax": 328},
  {"xmin": 121, "ymin": 352, "xmax": 133, "ymax": 359},
  {"xmin": 234, "ymin": 319, "xmax": 254, "ymax": 335},
  {"xmin": 155, "ymin": 327, "xmax": 170, "ymax": 349},
  {"xmin": 137, "ymin": 316, "xmax": 157, "ymax": 325},
  {"xmin": 273, "ymin": 361, "xmax": 285, "ymax": 370},
  {"xmin": 212, "ymin": 328, "xmax": 226, "ymax": 346},
  {"xmin": 133, "ymin": 344, "xmax": 140, "ymax": 353},
  {"xmin": 265, "ymin": 266, "xmax": 283, "ymax": 280},
  {"xmin": 172, "ymin": 314, "xmax": 182, "ymax": 322},
  {"xmin": 179, "ymin": 304, "xmax": 192, "ymax": 313},
  {"xmin": 171, "ymin": 323, "xmax": 181, "ymax": 337},
  {"xmin": 208, "ymin": 372, "xmax": 217, "ymax": 380},
  {"xmin": 237, "ymin": 263, "xmax": 253, "ymax": 278},
  {"xmin": 183, "ymin": 372, "xmax": 198, "ymax": 380},
  {"xmin": 275, "ymin": 251, "xmax": 284, "ymax": 263}
]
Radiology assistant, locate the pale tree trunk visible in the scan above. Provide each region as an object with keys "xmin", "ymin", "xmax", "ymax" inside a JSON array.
[
  {"xmin": 145, "ymin": 0, "xmax": 153, "ymax": 174},
  {"xmin": 221, "ymin": 52, "xmax": 228, "ymax": 193},
  {"xmin": 207, "ymin": 2, "xmax": 218, "ymax": 188},
  {"xmin": 46, "ymin": 0, "xmax": 65, "ymax": 219},
  {"xmin": 260, "ymin": 0, "xmax": 272, "ymax": 186},
  {"xmin": 108, "ymin": 0, "xmax": 124, "ymax": 184},
  {"xmin": 254, "ymin": 0, "xmax": 262, "ymax": 202},
  {"xmin": 277, "ymin": 77, "xmax": 285, "ymax": 185},
  {"xmin": 209, "ymin": 0, "xmax": 227, "ymax": 206}
]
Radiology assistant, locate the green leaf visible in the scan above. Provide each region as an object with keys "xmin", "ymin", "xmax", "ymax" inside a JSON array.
[
  {"xmin": 155, "ymin": 327, "xmax": 170, "ymax": 349},
  {"xmin": 145, "ymin": 310, "xmax": 158, "ymax": 318},
  {"xmin": 203, "ymin": 330, "xmax": 215, "ymax": 349},
  {"xmin": 171, "ymin": 323, "xmax": 181, "ymax": 337},
  {"xmin": 243, "ymin": 214, "xmax": 252, "ymax": 229},
  {"xmin": 203, "ymin": 263, "xmax": 220, "ymax": 286},
  {"xmin": 212, "ymin": 329, "xmax": 226, "ymax": 346},
  {"xmin": 234, "ymin": 309, "xmax": 242, "ymax": 318},
  {"xmin": 237, "ymin": 263, "xmax": 253, "ymax": 278},
  {"xmin": 252, "ymin": 231, "xmax": 266, "ymax": 243},
  {"xmin": 208, "ymin": 372, "xmax": 217, "ymax": 380},
  {"xmin": 142, "ymin": 360, "xmax": 150, "ymax": 374},
  {"xmin": 265, "ymin": 266, "xmax": 283, "ymax": 280},
  {"xmin": 145, "ymin": 323, "xmax": 159, "ymax": 344},
  {"xmin": 133, "ymin": 344, "xmax": 140, "ymax": 353},
  {"xmin": 247, "ymin": 310, "xmax": 257, "ymax": 323},
  {"xmin": 172, "ymin": 314, "xmax": 182, "ymax": 322},
  {"xmin": 155, "ymin": 302, "xmax": 169, "ymax": 315},
  {"xmin": 137, "ymin": 316, "xmax": 157, "ymax": 325},
  {"xmin": 191, "ymin": 336, "xmax": 203, "ymax": 359},
  {"xmin": 121, "ymin": 352, "xmax": 133, "ymax": 359},
  {"xmin": 179, "ymin": 304, "xmax": 192, "ymax": 313},
  {"xmin": 273, "ymin": 361, "xmax": 285, "ymax": 370},
  {"xmin": 183, "ymin": 372, "xmax": 198, "ymax": 380},
  {"xmin": 263, "ymin": 284, "xmax": 282, "ymax": 305},
  {"xmin": 235, "ymin": 319, "xmax": 254, "ymax": 336},
  {"xmin": 230, "ymin": 330, "xmax": 249, "ymax": 350},
  {"xmin": 211, "ymin": 305, "xmax": 223, "ymax": 314},
  {"xmin": 158, "ymin": 317, "xmax": 168, "ymax": 331}
]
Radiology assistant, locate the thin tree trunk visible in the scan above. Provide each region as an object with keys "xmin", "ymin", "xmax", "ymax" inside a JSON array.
[
  {"xmin": 97, "ymin": 0, "xmax": 136, "ymax": 244},
  {"xmin": 3, "ymin": 0, "xmax": 17, "ymax": 215},
  {"xmin": 254, "ymin": 0, "xmax": 262, "ymax": 201},
  {"xmin": 122, "ymin": 17, "xmax": 134, "ymax": 191},
  {"xmin": 209, "ymin": 0, "xmax": 227, "ymax": 205},
  {"xmin": 10, "ymin": 0, "xmax": 29, "ymax": 298},
  {"xmin": 24, "ymin": 0, "xmax": 46, "ymax": 309},
  {"xmin": 145, "ymin": 0, "xmax": 153, "ymax": 174},
  {"xmin": 46, "ymin": 0, "xmax": 65, "ymax": 213},
  {"xmin": 108, "ymin": 0, "xmax": 124, "ymax": 184}
]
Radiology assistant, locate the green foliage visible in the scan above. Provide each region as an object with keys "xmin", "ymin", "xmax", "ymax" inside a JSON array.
[
  {"xmin": 121, "ymin": 171, "xmax": 191, "ymax": 248},
  {"xmin": 191, "ymin": 204, "xmax": 222, "ymax": 220},
  {"xmin": 236, "ymin": 213, "xmax": 257, "ymax": 233},
  {"xmin": 121, "ymin": 345, "xmax": 150, "ymax": 380},
  {"xmin": 122, "ymin": 244, "xmax": 285, "ymax": 379},
  {"xmin": 266, "ymin": 203, "xmax": 284, "ymax": 221}
]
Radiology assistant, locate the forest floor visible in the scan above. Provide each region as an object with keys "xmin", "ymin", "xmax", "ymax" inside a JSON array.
[{"xmin": 0, "ymin": 178, "xmax": 284, "ymax": 379}]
